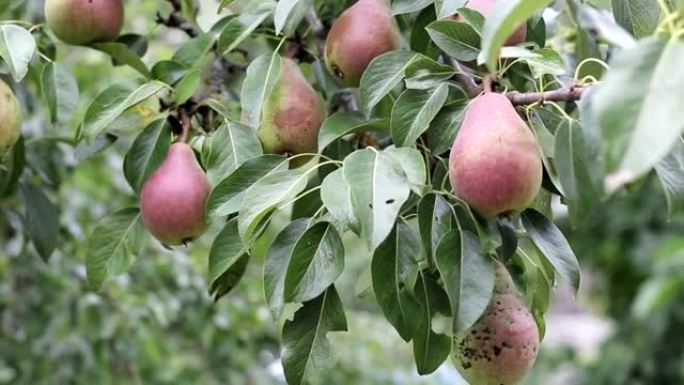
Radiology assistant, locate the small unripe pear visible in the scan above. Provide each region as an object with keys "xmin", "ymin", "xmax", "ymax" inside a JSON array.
[
  {"xmin": 449, "ymin": 93, "xmax": 542, "ymax": 218},
  {"xmin": 0, "ymin": 79, "xmax": 22, "ymax": 156},
  {"xmin": 140, "ymin": 142, "xmax": 211, "ymax": 246},
  {"xmin": 45, "ymin": 0, "xmax": 124, "ymax": 45},
  {"xmin": 452, "ymin": 0, "xmax": 527, "ymax": 46},
  {"xmin": 453, "ymin": 263, "xmax": 539, "ymax": 385},
  {"xmin": 325, "ymin": 0, "xmax": 402, "ymax": 87},
  {"xmin": 258, "ymin": 58, "xmax": 326, "ymax": 157}
]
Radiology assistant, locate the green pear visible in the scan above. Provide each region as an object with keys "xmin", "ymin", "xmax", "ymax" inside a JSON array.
[
  {"xmin": 140, "ymin": 142, "xmax": 211, "ymax": 246},
  {"xmin": 452, "ymin": 0, "xmax": 527, "ymax": 46},
  {"xmin": 325, "ymin": 0, "xmax": 402, "ymax": 87},
  {"xmin": 453, "ymin": 262, "xmax": 540, "ymax": 385},
  {"xmin": 258, "ymin": 58, "xmax": 326, "ymax": 158},
  {"xmin": 45, "ymin": 0, "xmax": 124, "ymax": 45},
  {"xmin": 449, "ymin": 92, "xmax": 542, "ymax": 218},
  {"xmin": 0, "ymin": 79, "xmax": 22, "ymax": 156}
]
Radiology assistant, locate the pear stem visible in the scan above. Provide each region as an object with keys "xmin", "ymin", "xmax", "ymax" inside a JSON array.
[
  {"xmin": 482, "ymin": 75, "xmax": 495, "ymax": 93},
  {"xmin": 179, "ymin": 108, "xmax": 191, "ymax": 143}
]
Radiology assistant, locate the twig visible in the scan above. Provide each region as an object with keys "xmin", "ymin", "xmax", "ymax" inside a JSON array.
[
  {"xmin": 156, "ymin": 0, "xmax": 199, "ymax": 37},
  {"xmin": 447, "ymin": 57, "xmax": 483, "ymax": 98},
  {"xmin": 179, "ymin": 107, "xmax": 191, "ymax": 143},
  {"xmin": 507, "ymin": 86, "xmax": 586, "ymax": 106}
]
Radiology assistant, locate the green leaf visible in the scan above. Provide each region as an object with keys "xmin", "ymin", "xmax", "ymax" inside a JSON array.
[
  {"xmin": 593, "ymin": 38, "xmax": 684, "ymax": 190},
  {"xmin": 90, "ymin": 42, "xmax": 152, "ymax": 78},
  {"xmin": 655, "ymin": 137, "xmax": 684, "ymax": 218},
  {"xmin": 360, "ymin": 51, "xmax": 419, "ymax": 113},
  {"xmin": 218, "ymin": 6, "xmax": 274, "ymax": 54},
  {"xmin": 0, "ymin": 25, "xmax": 35, "ymax": 81},
  {"xmin": 318, "ymin": 111, "xmax": 388, "ymax": 151},
  {"xmin": 392, "ymin": 0, "xmax": 433, "ymax": 15},
  {"xmin": 427, "ymin": 100, "xmax": 467, "ymax": 155},
  {"xmin": 435, "ymin": 0, "xmax": 468, "ymax": 18},
  {"xmin": 478, "ymin": 0, "xmax": 552, "ymax": 72},
  {"xmin": 274, "ymin": 0, "xmax": 313, "ymax": 36},
  {"xmin": 219, "ymin": 0, "xmax": 236, "ymax": 12},
  {"xmin": 173, "ymin": 70, "xmax": 202, "ymax": 104},
  {"xmin": 412, "ymin": 270, "xmax": 451, "ymax": 375},
  {"xmin": 284, "ymin": 222, "xmax": 344, "ymax": 303},
  {"xmin": 41, "ymin": 62, "xmax": 79, "ymax": 126},
  {"xmin": 384, "ymin": 146, "xmax": 428, "ymax": 195},
  {"xmin": 426, "ymin": 20, "xmax": 481, "ymax": 62},
  {"xmin": 405, "ymin": 57, "xmax": 456, "ymax": 90},
  {"xmin": 522, "ymin": 48, "xmax": 567, "ymax": 78},
  {"xmin": 86, "ymin": 208, "xmax": 145, "ymax": 290},
  {"xmin": 612, "ymin": 0, "xmax": 661, "ymax": 38},
  {"xmin": 417, "ymin": 194, "xmax": 454, "ymax": 263},
  {"xmin": 456, "ymin": 7, "xmax": 486, "ymax": 32},
  {"xmin": 371, "ymin": 222, "xmax": 422, "ymax": 341},
  {"xmin": 435, "ymin": 230, "xmax": 494, "ymax": 333},
  {"xmin": 391, "ymin": 83, "xmax": 449, "ymax": 147},
  {"xmin": 238, "ymin": 169, "xmax": 309, "ymax": 241},
  {"xmin": 171, "ymin": 33, "xmax": 215, "ymax": 68},
  {"xmin": 343, "ymin": 148, "xmax": 411, "ymax": 250},
  {"xmin": 202, "ymin": 121, "xmax": 263, "ymax": 185},
  {"xmin": 522, "ymin": 209, "xmax": 581, "ymax": 294},
  {"xmin": 82, "ymin": 81, "xmax": 166, "ymax": 140},
  {"xmin": 320, "ymin": 168, "xmax": 358, "ymax": 233},
  {"xmin": 20, "ymin": 183, "xmax": 59, "ymax": 262},
  {"xmin": 151, "ymin": 60, "xmax": 188, "ymax": 85},
  {"xmin": 281, "ymin": 287, "xmax": 347, "ymax": 385},
  {"xmin": 208, "ymin": 218, "xmax": 250, "ymax": 301},
  {"xmin": 554, "ymin": 120, "xmax": 601, "ymax": 226},
  {"xmin": 123, "ymin": 119, "xmax": 172, "ymax": 193},
  {"xmin": 240, "ymin": 53, "xmax": 282, "ymax": 128},
  {"xmin": 0, "ymin": 136, "xmax": 25, "ymax": 198},
  {"xmin": 207, "ymin": 155, "xmax": 286, "ymax": 217},
  {"xmin": 264, "ymin": 219, "xmax": 310, "ymax": 318}
]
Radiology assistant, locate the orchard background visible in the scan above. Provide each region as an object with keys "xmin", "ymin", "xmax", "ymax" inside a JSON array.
[{"xmin": 2, "ymin": 0, "xmax": 684, "ymax": 384}]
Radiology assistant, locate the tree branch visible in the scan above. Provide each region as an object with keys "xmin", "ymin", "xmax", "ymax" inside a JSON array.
[
  {"xmin": 446, "ymin": 58, "xmax": 587, "ymax": 105},
  {"xmin": 156, "ymin": 0, "xmax": 199, "ymax": 37}
]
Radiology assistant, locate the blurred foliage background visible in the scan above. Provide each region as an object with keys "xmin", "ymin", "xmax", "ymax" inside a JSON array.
[{"xmin": 2, "ymin": 0, "xmax": 684, "ymax": 384}]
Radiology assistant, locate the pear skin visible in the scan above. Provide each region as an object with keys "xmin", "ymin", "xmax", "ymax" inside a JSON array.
[
  {"xmin": 453, "ymin": 262, "xmax": 540, "ymax": 385},
  {"xmin": 325, "ymin": 0, "xmax": 402, "ymax": 87},
  {"xmin": 449, "ymin": 93, "xmax": 542, "ymax": 218},
  {"xmin": 45, "ymin": 0, "xmax": 124, "ymax": 45},
  {"xmin": 140, "ymin": 142, "xmax": 211, "ymax": 246},
  {"xmin": 0, "ymin": 79, "xmax": 22, "ymax": 156},
  {"xmin": 258, "ymin": 58, "xmax": 326, "ymax": 157}
]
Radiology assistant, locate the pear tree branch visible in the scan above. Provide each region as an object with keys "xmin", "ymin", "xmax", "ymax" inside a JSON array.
[
  {"xmin": 447, "ymin": 57, "xmax": 588, "ymax": 105},
  {"xmin": 156, "ymin": 0, "xmax": 199, "ymax": 37}
]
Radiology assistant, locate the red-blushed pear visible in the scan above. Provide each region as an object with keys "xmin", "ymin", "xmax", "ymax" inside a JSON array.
[
  {"xmin": 452, "ymin": 0, "xmax": 527, "ymax": 46},
  {"xmin": 258, "ymin": 58, "xmax": 326, "ymax": 161},
  {"xmin": 453, "ymin": 262, "xmax": 540, "ymax": 385},
  {"xmin": 140, "ymin": 142, "xmax": 211, "ymax": 246},
  {"xmin": 449, "ymin": 92, "xmax": 542, "ymax": 218},
  {"xmin": 0, "ymin": 79, "xmax": 22, "ymax": 156},
  {"xmin": 45, "ymin": 0, "xmax": 124, "ymax": 45},
  {"xmin": 325, "ymin": 0, "xmax": 402, "ymax": 87}
]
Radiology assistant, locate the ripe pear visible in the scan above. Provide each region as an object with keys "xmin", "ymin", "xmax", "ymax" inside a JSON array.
[
  {"xmin": 45, "ymin": 0, "xmax": 124, "ymax": 45},
  {"xmin": 453, "ymin": 262, "xmax": 540, "ymax": 385},
  {"xmin": 449, "ymin": 93, "xmax": 542, "ymax": 218},
  {"xmin": 140, "ymin": 142, "xmax": 211, "ymax": 246},
  {"xmin": 452, "ymin": 0, "xmax": 527, "ymax": 46},
  {"xmin": 325, "ymin": 0, "xmax": 402, "ymax": 87},
  {"xmin": 0, "ymin": 79, "xmax": 22, "ymax": 156},
  {"xmin": 258, "ymin": 58, "xmax": 326, "ymax": 158}
]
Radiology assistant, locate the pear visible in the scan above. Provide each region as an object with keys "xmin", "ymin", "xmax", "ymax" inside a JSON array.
[
  {"xmin": 140, "ymin": 142, "xmax": 211, "ymax": 246},
  {"xmin": 452, "ymin": 0, "xmax": 527, "ymax": 46},
  {"xmin": 0, "ymin": 79, "xmax": 21, "ymax": 156},
  {"xmin": 449, "ymin": 92, "xmax": 542, "ymax": 218},
  {"xmin": 453, "ymin": 262, "xmax": 540, "ymax": 385},
  {"xmin": 258, "ymin": 58, "xmax": 327, "ymax": 158},
  {"xmin": 45, "ymin": 0, "xmax": 124, "ymax": 45},
  {"xmin": 325, "ymin": 0, "xmax": 402, "ymax": 87}
]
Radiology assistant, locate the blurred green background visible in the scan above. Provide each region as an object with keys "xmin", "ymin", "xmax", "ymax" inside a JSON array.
[{"xmin": 3, "ymin": 0, "xmax": 684, "ymax": 384}]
